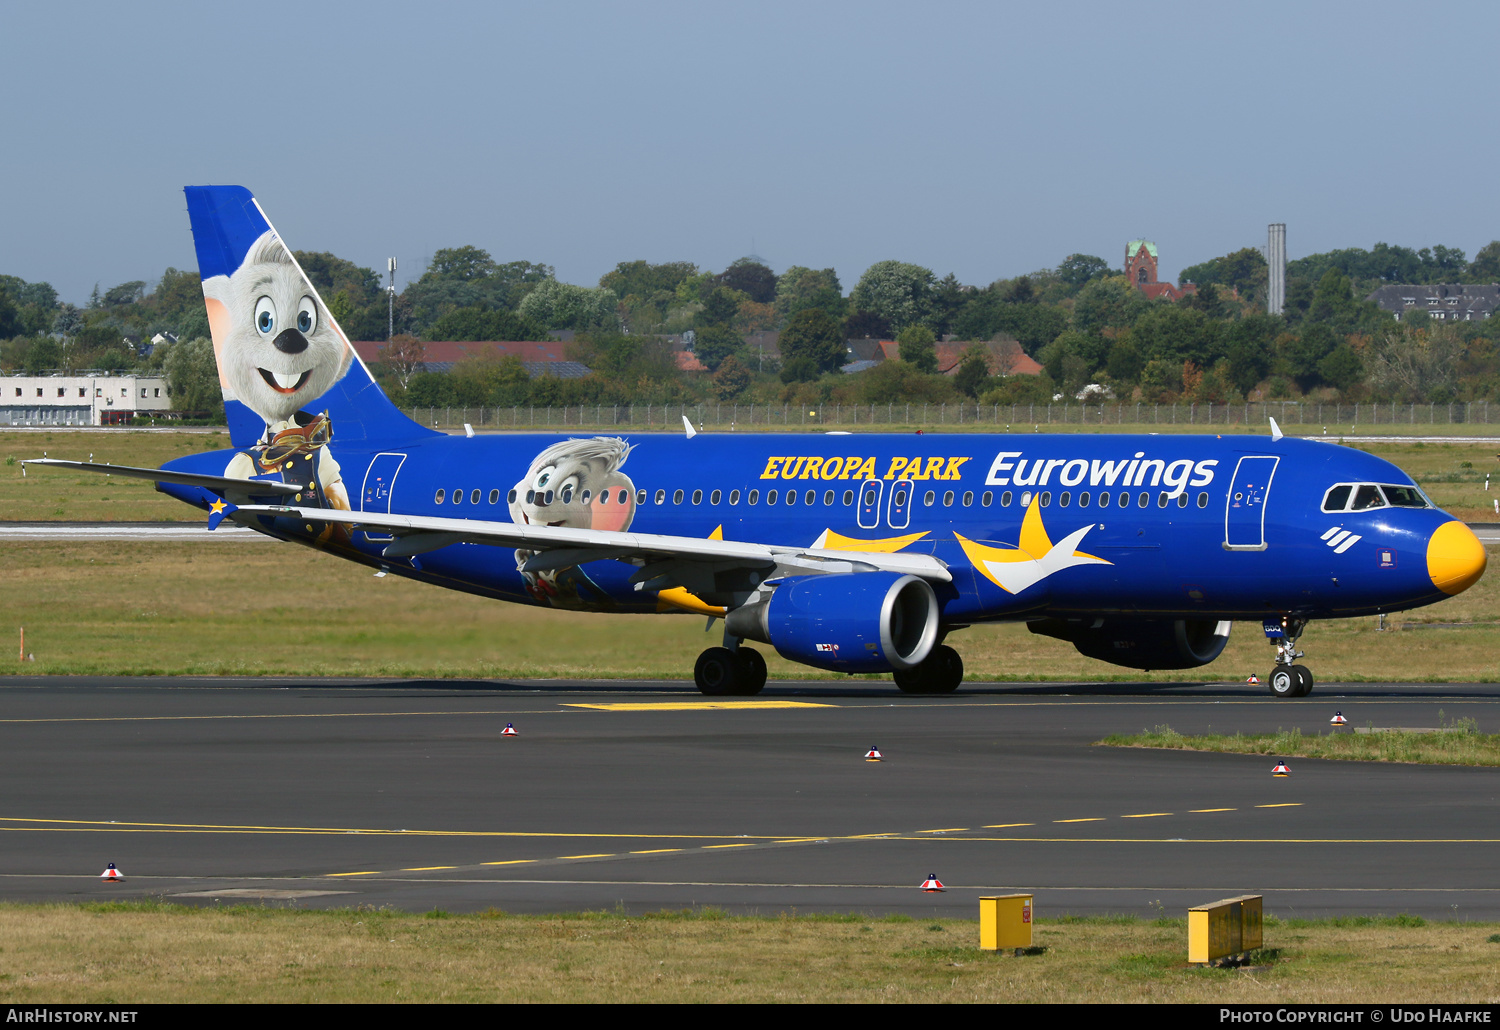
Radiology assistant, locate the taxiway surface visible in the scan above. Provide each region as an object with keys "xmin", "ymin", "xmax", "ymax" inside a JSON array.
[{"xmin": 0, "ymin": 676, "xmax": 1496, "ymax": 919}]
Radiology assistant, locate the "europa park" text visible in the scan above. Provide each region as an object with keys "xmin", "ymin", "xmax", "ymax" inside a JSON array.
[{"xmin": 759, "ymin": 456, "xmax": 975, "ymax": 481}]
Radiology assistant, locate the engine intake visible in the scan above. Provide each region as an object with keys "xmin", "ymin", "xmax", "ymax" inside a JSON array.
[
  {"xmin": 725, "ymin": 572, "xmax": 940, "ymax": 673},
  {"xmin": 1028, "ymin": 617, "xmax": 1232, "ymax": 671}
]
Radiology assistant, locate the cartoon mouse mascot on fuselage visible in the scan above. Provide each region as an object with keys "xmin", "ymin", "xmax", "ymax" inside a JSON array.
[
  {"xmin": 509, "ymin": 437, "xmax": 636, "ymax": 609},
  {"xmin": 201, "ymin": 230, "xmax": 354, "ymax": 539}
]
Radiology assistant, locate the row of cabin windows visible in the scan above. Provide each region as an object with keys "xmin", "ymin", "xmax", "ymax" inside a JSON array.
[{"xmin": 435, "ymin": 484, "xmax": 1212, "ymax": 511}]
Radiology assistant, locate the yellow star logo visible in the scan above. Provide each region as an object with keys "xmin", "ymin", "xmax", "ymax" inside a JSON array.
[{"xmin": 209, "ymin": 499, "xmax": 227, "ymax": 516}]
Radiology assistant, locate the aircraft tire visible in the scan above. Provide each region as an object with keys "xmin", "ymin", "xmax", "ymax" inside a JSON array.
[
  {"xmin": 695, "ymin": 647, "xmax": 741, "ymax": 696},
  {"xmin": 1268, "ymin": 667, "xmax": 1298, "ymax": 698},
  {"xmin": 893, "ymin": 667, "xmax": 928, "ymax": 694},
  {"xmin": 925, "ymin": 645, "xmax": 964, "ymax": 693},
  {"xmin": 892, "ymin": 645, "xmax": 964, "ymax": 694},
  {"xmin": 734, "ymin": 648, "xmax": 767, "ymax": 695},
  {"xmin": 1292, "ymin": 665, "xmax": 1314, "ymax": 697}
]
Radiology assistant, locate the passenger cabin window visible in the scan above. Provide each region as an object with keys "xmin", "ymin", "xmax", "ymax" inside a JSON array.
[
  {"xmin": 710, "ymin": 489, "xmax": 722, "ymax": 505},
  {"xmin": 673, "ymin": 489, "xmax": 685, "ymax": 504},
  {"xmin": 730, "ymin": 490, "xmax": 741, "ymax": 505},
  {"xmin": 1098, "ymin": 492, "xmax": 1109, "ymax": 508},
  {"xmin": 767, "ymin": 489, "xmax": 778, "ymax": 504},
  {"xmin": 636, "ymin": 489, "xmax": 647, "ymax": 505},
  {"xmin": 805, "ymin": 489, "xmax": 815, "ymax": 505},
  {"xmin": 489, "ymin": 489, "xmax": 500, "ymax": 504},
  {"xmin": 435, "ymin": 489, "xmax": 445, "ymax": 504},
  {"xmin": 655, "ymin": 489, "xmax": 666, "ymax": 505},
  {"xmin": 692, "ymin": 489, "xmax": 703, "ymax": 505},
  {"xmin": 842, "ymin": 489, "xmax": 854, "ymax": 505}
]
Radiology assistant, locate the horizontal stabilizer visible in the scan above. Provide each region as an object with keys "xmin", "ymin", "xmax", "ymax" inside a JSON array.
[{"xmin": 22, "ymin": 458, "xmax": 301, "ymax": 497}]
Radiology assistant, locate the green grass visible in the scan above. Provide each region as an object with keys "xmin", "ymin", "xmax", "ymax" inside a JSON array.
[
  {"xmin": 1100, "ymin": 718, "xmax": 1500, "ymax": 766},
  {"xmin": 0, "ymin": 903, "xmax": 1495, "ymax": 1003},
  {"xmin": 2, "ymin": 538, "xmax": 1499, "ymax": 680}
]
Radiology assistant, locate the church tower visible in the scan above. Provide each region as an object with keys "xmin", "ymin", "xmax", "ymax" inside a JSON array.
[{"xmin": 1125, "ymin": 240, "xmax": 1159, "ymax": 286}]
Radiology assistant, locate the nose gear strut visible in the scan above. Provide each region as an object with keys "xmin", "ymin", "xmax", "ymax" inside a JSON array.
[{"xmin": 1264, "ymin": 616, "xmax": 1312, "ymax": 698}]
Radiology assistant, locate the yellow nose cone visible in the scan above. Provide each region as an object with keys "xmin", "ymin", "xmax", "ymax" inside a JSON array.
[{"xmin": 1427, "ymin": 521, "xmax": 1487, "ymax": 595}]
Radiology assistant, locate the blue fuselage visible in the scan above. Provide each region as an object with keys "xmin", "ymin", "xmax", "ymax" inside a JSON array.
[{"xmin": 159, "ymin": 431, "xmax": 1465, "ymax": 626}]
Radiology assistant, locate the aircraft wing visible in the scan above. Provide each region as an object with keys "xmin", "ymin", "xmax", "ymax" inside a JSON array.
[
  {"xmin": 21, "ymin": 458, "xmax": 302, "ymax": 497},
  {"xmin": 229, "ymin": 503, "xmax": 953, "ymax": 584}
]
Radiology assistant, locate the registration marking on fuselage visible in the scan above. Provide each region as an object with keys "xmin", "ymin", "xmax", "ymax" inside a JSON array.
[{"xmin": 563, "ymin": 701, "xmax": 835, "ymax": 711}]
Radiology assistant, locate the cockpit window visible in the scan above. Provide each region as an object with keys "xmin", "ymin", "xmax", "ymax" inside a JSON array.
[
  {"xmin": 1322, "ymin": 485, "xmax": 1352, "ymax": 512},
  {"xmin": 1380, "ymin": 485, "xmax": 1429, "ymax": 508},
  {"xmin": 1324, "ymin": 482, "xmax": 1431, "ymax": 512}
]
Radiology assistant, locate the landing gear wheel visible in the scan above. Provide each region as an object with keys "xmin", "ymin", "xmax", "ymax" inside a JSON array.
[
  {"xmin": 734, "ymin": 648, "xmax": 767, "ymax": 696},
  {"xmin": 893, "ymin": 645, "xmax": 965, "ymax": 694},
  {"xmin": 1268, "ymin": 667, "xmax": 1298, "ymax": 699},
  {"xmin": 925, "ymin": 644, "xmax": 963, "ymax": 693},
  {"xmin": 694, "ymin": 647, "xmax": 741, "ymax": 696},
  {"xmin": 1292, "ymin": 664, "xmax": 1314, "ymax": 697}
]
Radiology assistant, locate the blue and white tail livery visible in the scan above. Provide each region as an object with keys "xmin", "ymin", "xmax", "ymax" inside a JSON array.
[{"xmin": 24, "ymin": 186, "xmax": 1490, "ymax": 698}]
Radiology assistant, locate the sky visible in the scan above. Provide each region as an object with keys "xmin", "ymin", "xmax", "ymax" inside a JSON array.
[{"xmin": 3, "ymin": 1, "xmax": 1498, "ymax": 306}]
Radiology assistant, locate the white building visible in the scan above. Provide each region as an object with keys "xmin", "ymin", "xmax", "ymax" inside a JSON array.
[{"xmin": 0, "ymin": 373, "xmax": 172, "ymax": 426}]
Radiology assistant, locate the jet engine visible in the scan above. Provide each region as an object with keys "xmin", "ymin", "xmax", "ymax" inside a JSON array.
[
  {"xmin": 1028, "ymin": 617, "xmax": 1232, "ymax": 671},
  {"xmin": 724, "ymin": 571, "xmax": 941, "ymax": 673}
]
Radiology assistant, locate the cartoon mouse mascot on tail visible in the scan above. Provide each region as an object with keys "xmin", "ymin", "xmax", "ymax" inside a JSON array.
[{"xmin": 201, "ymin": 230, "xmax": 354, "ymax": 540}]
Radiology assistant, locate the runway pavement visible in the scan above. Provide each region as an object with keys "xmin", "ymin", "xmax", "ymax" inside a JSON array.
[{"xmin": 0, "ymin": 675, "xmax": 1496, "ymax": 920}]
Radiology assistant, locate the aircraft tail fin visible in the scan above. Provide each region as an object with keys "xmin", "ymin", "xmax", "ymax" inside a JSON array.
[{"xmin": 183, "ymin": 185, "xmax": 438, "ymax": 451}]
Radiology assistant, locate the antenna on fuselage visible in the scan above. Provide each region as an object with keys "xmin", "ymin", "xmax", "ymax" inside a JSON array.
[
  {"xmin": 1269, "ymin": 416, "xmax": 1284, "ymax": 442},
  {"xmin": 682, "ymin": 415, "xmax": 697, "ymax": 439}
]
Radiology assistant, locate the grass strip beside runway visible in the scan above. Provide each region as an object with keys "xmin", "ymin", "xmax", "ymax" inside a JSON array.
[
  {"xmin": 3, "ymin": 539, "xmax": 1500, "ymax": 680},
  {"xmin": 0, "ymin": 903, "xmax": 1495, "ymax": 1003},
  {"xmin": 1100, "ymin": 721, "xmax": 1500, "ymax": 765}
]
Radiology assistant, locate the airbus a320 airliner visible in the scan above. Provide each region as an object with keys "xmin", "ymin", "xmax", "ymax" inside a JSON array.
[{"xmin": 27, "ymin": 187, "xmax": 1488, "ymax": 697}]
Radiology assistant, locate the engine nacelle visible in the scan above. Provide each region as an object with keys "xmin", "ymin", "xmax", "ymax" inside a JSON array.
[
  {"xmin": 1028, "ymin": 617, "xmax": 1232, "ymax": 671},
  {"xmin": 724, "ymin": 572, "xmax": 940, "ymax": 673}
]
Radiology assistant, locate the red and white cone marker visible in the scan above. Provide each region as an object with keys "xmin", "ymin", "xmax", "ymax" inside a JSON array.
[
  {"xmin": 1330, "ymin": 711, "xmax": 1348, "ymax": 727},
  {"xmin": 501, "ymin": 723, "xmax": 518, "ymax": 737},
  {"xmin": 1247, "ymin": 674, "xmax": 1260, "ymax": 685},
  {"xmin": 100, "ymin": 863, "xmax": 123, "ymax": 882},
  {"xmin": 1272, "ymin": 760, "xmax": 1291, "ymax": 777},
  {"xmin": 920, "ymin": 874, "xmax": 945, "ymax": 892},
  {"xmin": 864, "ymin": 746, "xmax": 883, "ymax": 762}
]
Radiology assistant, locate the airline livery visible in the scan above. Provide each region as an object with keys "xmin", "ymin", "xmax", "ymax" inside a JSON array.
[{"xmin": 27, "ymin": 187, "xmax": 1488, "ymax": 698}]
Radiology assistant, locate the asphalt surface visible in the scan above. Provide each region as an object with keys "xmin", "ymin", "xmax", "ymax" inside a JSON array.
[{"xmin": 0, "ymin": 675, "xmax": 1496, "ymax": 920}]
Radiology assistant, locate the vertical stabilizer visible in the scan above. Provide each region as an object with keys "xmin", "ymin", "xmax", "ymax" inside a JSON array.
[{"xmin": 183, "ymin": 185, "xmax": 436, "ymax": 450}]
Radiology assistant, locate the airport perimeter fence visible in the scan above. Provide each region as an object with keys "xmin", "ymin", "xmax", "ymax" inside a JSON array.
[{"xmin": 402, "ymin": 399, "xmax": 1499, "ymax": 433}]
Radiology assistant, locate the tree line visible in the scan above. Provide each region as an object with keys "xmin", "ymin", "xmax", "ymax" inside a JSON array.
[{"xmin": 2, "ymin": 235, "xmax": 1499, "ymax": 418}]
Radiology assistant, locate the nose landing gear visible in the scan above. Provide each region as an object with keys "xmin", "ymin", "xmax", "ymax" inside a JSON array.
[{"xmin": 1265, "ymin": 617, "xmax": 1313, "ymax": 698}]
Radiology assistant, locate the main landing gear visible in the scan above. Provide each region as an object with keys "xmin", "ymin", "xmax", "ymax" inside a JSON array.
[
  {"xmin": 1265, "ymin": 616, "xmax": 1313, "ymax": 698},
  {"xmin": 893, "ymin": 644, "xmax": 964, "ymax": 694},
  {"xmin": 694, "ymin": 645, "xmax": 768, "ymax": 696}
]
